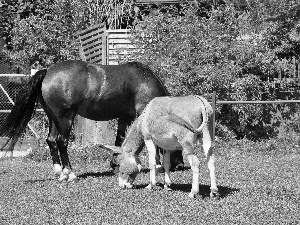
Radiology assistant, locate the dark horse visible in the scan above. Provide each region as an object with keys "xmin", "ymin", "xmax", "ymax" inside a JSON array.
[{"xmin": 0, "ymin": 60, "xmax": 183, "ymax": 182}]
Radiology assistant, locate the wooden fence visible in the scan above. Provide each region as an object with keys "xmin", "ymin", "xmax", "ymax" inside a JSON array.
[
  {"xmin": 79, "ymin": 26, "xmax": 133, "ymax": 65},
  {"xmin": 78, "ymin": 23, "xmax": 106, "ymax": 64}
]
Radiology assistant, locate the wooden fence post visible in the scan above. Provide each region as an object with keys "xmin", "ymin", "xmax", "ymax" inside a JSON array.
[{"xmin": 212, "ymin": 91, "xmax": 216, "ymax": 142}]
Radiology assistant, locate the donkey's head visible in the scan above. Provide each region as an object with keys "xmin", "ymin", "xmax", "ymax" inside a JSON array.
[
  {"xmin": 118, "ymin": 152, "xmax": 142, "ymax": 189},
  {"xmin": 101, "ymin": 144, "xmax": 142, "ymax": 188}
]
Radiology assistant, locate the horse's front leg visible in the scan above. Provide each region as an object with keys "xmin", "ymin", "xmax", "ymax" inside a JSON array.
[{"xmin": 144, "ymin": 139, "xmax": 157, "ymax": 189}]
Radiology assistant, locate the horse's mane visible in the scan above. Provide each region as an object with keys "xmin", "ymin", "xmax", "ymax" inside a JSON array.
[{"xmin": 125, "ymin": 61, "xmax": 170, "ymax": 97}]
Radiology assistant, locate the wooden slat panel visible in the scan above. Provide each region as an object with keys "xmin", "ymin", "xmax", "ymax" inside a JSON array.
[
  {"xmin": 80, "ymin": 33, "xmax": 103, "ymax": 46},
  {"xmin": 79, "ymin": 26, "xmax": 105, "ymax": 42},
  {"xmin": 109, "ymin": 49, "xmax": 135, "ymax": 55},
  {"xmin": 108, "ymin": 39, "xmax": 132, "ymax": 44},
  {"xmin": 81, "ymin": 35, "xmax": 103, "ymax": 46},
  {"xmin": 106, "ymin": 29, "xmax": 130, "ymax": 33},
  {"xmin": 83, "ymin": 46, "xmax": 102, "ymax": 56},
  {"xmin": 85, "ymin": 51, "xmax": 102, "ymax": 60},
  {"xmin": 80, "ymin": 23, "xmax": 105, "ymax": 35},
  {"xmin": 136, "ymin": 0, "xmax": 194, "ymax": 4},
  {"xmin": 79, "ymin": 23, "xmax": 106, "ymax": 64},
  {"xmin": 108, "ymin": 33, "xmax": 130, "ymax": 39},
  {"xmin": 89, "ymin": 58, "xmax": 102, "ymax": 64},
  {"xmin": 108, "ymin": 61, "xmax": 119, "ymax": 65},
  {"xmin": 108, "ymin": 44, "xmax": 135, "ymax": 50},
  {"xmin": 82, "ymin": 40, "xmax": 103, "ymax": 51}
]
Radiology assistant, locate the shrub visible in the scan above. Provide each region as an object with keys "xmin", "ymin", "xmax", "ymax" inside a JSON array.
[{"xmin": 118, "ymin": 4, "xmax": 300, "ymax": 140}]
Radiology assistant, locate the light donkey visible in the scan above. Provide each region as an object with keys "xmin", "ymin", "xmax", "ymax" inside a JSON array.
[{"xmin": 108, "ymin": 95, "xmax": 219, "ymax": 198}]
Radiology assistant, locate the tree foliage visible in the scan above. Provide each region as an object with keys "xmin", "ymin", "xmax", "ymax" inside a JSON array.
[
  {"xmin": 119, "ymin": 2, "xmax": 300, "ymax": 140},
  {"xmin": 0, "ymin": 0, "xmax": 136, "ymax": 73}
]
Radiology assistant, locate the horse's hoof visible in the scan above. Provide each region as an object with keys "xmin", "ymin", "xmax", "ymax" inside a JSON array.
[
  {"xmin": 53, "ymin": 164, "xmax": 62, "ymax": 176},
  {"xmin": 58, "ymin": 173, "xmax": 68, "ymax": 182},
  {"xmin": 67, "ymin": 172, "xmax": 78, "ymax": 183}
]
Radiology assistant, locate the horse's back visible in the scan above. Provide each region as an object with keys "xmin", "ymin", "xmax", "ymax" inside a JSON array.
[{"xmin": 41, "ymin": 60, "xmax": 167, "ymax": 120}]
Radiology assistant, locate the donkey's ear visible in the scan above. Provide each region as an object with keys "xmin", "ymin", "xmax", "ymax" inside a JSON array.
[
  {"xmin": 137, "ymin": 164, "xmax": 142, "ymax": 172},
  {"xmin": 99, "ymin": 144, "xmax": 122, "ymax": 154}
]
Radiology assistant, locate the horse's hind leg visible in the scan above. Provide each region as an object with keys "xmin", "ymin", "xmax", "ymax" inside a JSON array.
[
  {"xmin": 46, "ymin": 119, "xmax": 62, "ymax": 176},
  {"xmin": 56, "ymin": 113, "xmax": 77, "ymax": 182}
]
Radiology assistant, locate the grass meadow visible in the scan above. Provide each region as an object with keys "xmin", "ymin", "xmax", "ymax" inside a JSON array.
[{"xmin": 1, "ymin": 138, "xmax": 300, "ymax": 225}]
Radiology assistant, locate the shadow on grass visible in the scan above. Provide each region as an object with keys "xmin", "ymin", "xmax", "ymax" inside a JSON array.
[
  {"xmin": 78, "ymin": 170, "xmax": 115, "ymax": 179},
  {"xmin": 172, "ymin": 184, "xmax": 240, "ymax": 199},
  {"xmin": 24, "ymin": 178, "xmax": 55, "ymax": 184},
  {"xmin": 140, "ymin": 166, "xmax": 192, "ymax": 174},
  {"xmin": 134, "ymin": 183, "xmax": 239, "ymax": 199}
]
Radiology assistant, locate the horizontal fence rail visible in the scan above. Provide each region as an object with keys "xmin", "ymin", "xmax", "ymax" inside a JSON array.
[{"xmin": 211, "ymin": 91, "xmax": 300, "ymax": 141}]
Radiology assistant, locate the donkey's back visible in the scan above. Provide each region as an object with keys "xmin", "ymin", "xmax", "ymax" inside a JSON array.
[{"xmin": 140, "ymin": 95, "xmax": 213, "ymax": 150}]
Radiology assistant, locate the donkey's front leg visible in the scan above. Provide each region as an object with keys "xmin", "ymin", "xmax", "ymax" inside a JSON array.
[
  {"xmin": 163, "ymin": 150, "xmax": 172, "ymax": 191},
  {"xmin": 145, "ymin": 139, "xmax": 157, "ymax": 189}
]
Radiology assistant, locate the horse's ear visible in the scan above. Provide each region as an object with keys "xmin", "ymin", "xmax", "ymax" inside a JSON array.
[{"xmin": 99, "ymin": 144, "xmax": 122, "ymax": 154}]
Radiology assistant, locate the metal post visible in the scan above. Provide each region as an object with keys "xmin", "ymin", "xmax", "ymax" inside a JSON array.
[{"xmin": 212, "ymin": 91, "xmax": 216, "ymax": 142}]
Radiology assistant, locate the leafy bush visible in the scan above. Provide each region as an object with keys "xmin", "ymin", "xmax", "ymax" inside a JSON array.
[{"xmin": 118, "ymin": 4, "xmax": 300, "ymax": 140}]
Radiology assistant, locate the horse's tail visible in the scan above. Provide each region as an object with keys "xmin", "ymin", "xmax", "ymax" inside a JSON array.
[{"xmin": 0, "ymin": 69, "xmax": 47, "ymax": 151}]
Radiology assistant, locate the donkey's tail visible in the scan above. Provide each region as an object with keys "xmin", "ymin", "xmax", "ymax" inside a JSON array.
[
  {"xmin": 194, "ymin": 95, "xmax": 210, "ymax": 133},
  {"xmin": 166, "ymin": 96, "xmax": 210, "ymax": 134},
  {"xmin": 0, "ymin": 69, "xmax": 47, "ymax": 151}
]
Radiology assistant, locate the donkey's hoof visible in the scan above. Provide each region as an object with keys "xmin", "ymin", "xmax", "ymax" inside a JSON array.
[
  {"xmin": 210, "ymin": 191, "xmax": 220, "ymax": 199},
  {"xmin": 164, "ymin": 184, "xmax": 172, "ymax": 191},
  {"xmin": 155, "ymin": 165, "xmax": 164, "ymax": 173},
  {"xmin": 145, "ymin": 184, "xmax": 153, "ymax": 190},
  {"xmin": 188, "ymin": 192, "xmax": 196, "ymax": 199}
]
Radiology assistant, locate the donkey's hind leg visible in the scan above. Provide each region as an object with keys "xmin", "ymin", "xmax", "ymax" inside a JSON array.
[
  {"xmin": 181, "ymin": 139, "xmax": 200, "ymax": 198},
  {"xmin": 46, "ymin": 119, "xmax": 62, "ymax": 176},
  {"xmin": 202, "ymin": 124, "xmax": 219, "ymax": 198},
  {"xmin": 56, "ymin": 113, "xmax": 77, "ymax": 182}
]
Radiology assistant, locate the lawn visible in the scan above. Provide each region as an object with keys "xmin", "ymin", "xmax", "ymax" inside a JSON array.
[{"xmin": 0, "ymin": 138, "xmax": 300, "ymax": 225}]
